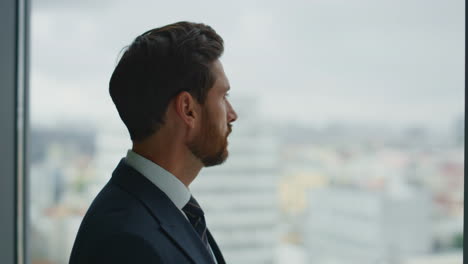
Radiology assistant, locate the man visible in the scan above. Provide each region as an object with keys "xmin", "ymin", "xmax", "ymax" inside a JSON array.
[{"xmin": 69, "ymin": 21, "xmax": 237, "ymax": 264}]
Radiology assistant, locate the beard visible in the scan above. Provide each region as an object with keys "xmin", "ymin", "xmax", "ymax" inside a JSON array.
[{"xmin": 188, "ymin": 112, "xmax": 232, "ymax": 167}]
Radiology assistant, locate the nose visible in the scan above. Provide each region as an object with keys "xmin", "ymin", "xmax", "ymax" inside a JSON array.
[{"xmin": 227, "ymin": 101, "xmax": 238, "ymax": 123}]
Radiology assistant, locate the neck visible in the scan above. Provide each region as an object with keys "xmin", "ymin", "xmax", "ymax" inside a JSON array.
[{"xmin": 132, "ymin": 140, "xmax": 203, "ymax": 187}]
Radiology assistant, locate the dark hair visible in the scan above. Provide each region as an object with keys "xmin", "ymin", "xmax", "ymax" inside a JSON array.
[{"xmin": 109, "ymin": 21, "xmax": 224, "ymax": 142}]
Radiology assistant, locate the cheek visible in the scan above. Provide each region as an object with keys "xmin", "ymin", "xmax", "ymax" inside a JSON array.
[
  {"xmin": 221, "ymin": 102, "xmax": 229, "ymax": 120},
  {"xmin": 214, "ymin": 102, "xmax": 227, "ymax": 121},
  {"xmin": 208, "ymin": 100, "xmax": 228, "ymax": 131}
]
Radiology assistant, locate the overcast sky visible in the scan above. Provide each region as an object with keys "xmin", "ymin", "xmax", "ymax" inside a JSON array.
[{"xmin": 30, "ymin": 0, "xmax": 465, "ymax": 131}]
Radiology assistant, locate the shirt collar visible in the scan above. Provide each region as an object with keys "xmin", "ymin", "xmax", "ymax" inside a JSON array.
[{"xmin": 124, "ymin": 149, "xmax": 191, "ymax": 210}]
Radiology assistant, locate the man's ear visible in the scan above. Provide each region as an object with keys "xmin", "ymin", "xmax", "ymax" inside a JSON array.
[{"xmin": 173, "ymin": 91, "xmax": 199, "ymax": 129}]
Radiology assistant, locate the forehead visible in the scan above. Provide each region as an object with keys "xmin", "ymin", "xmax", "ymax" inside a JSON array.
[{"xmin": 210, "ymin": 60, "xmax": 229, "ymax": 92}]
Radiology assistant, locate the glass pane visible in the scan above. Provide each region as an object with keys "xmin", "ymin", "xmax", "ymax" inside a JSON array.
[{"xmin": 30, "ymin": 1, "xmax": 464, "ymax": 264}]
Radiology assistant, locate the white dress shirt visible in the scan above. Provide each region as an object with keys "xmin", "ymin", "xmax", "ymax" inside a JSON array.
[{"xmin": 124, "ymin": 150, "xmax": 217, "ymax": 263}]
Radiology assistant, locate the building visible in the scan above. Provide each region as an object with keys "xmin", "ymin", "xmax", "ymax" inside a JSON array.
[{"xmin": 304, "ymin": 184, "xmax": 432, "ymax": 264}]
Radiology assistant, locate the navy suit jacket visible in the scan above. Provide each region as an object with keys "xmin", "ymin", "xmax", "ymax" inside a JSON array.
[{"xmin": 69, "ymin": 159, "xmax": 225, "ymax": 264}]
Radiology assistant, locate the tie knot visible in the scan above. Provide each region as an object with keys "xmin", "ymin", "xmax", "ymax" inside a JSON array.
[{"xmin": 182, "ymin": 196, "xmax": 204, "ymax": 218}]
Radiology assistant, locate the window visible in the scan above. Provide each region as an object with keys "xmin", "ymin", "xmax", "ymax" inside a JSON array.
[{"xmin": 29, "ymin": 1, "xmax": 464, "ymax": 264}]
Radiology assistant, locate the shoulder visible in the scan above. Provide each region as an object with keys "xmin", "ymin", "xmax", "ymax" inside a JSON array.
[
  {"xmin": 79, "ymin": 181, "xmax": 162, "ymax": 236},
  {"xmin": 70, "ymin": 183, "xmax": 167, "ymax": 263}
]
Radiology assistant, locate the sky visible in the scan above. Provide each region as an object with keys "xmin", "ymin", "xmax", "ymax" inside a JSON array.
[{"xmin": 30, "ymin": 0, "xmax": 465, "ymax": 131}]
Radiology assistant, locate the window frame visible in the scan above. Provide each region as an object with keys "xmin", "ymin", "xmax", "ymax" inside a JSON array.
[{"xmin": 0, "ymin": 0, "xmax": 29, "ymax": 263}]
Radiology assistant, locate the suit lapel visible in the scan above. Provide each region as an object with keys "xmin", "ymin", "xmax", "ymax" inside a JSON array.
[
  {"xmin": 110, "ymin": 160, "xmax": 215, "ymax": 264},
  {"xmin": 207, "ymin": 229, "xmax": 226, "ymax": 264}
]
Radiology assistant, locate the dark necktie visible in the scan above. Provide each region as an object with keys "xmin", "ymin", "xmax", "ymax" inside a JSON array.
[{"xmin": 182, "ymin": 196, "xmax": 211, "ymax": 251}]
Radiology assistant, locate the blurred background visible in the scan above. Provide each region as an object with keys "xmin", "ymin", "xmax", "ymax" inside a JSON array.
[{"xmin": 29, "ymin": 0, "xmax": 464, "ymax": 263}]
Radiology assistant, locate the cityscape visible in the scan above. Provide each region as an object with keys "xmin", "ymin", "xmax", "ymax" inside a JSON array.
[{"xmin": 29, "ymin": 96, "xmax": 464, "ymax": 264}]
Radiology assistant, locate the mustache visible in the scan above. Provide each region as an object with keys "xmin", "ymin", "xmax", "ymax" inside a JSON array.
[{"xmin": 227, "ymin": 124, "xmax": 232, "ymax": 135}]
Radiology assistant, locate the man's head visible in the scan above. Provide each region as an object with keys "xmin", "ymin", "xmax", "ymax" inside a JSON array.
[{"xmin": 109, "ymin": 22, "xmax": 237, "ymax": 167}]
